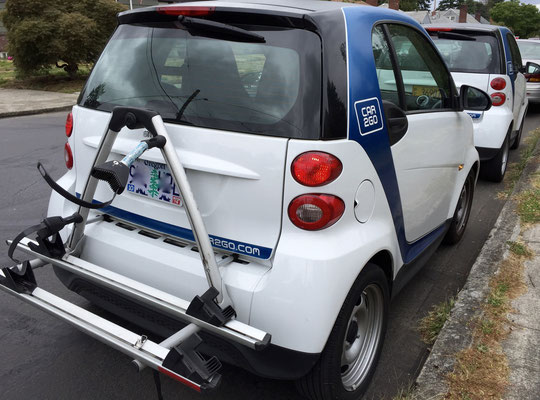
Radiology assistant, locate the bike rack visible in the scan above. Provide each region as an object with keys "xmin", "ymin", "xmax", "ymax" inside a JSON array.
[{"xmin": 1, "ymin": 107, "xmax": 271, "ymax": 392}]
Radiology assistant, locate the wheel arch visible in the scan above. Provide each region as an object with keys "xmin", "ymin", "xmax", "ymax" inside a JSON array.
[{"xmin": 368, "ymin": 250, "xmax": 394, "ymax": 295}]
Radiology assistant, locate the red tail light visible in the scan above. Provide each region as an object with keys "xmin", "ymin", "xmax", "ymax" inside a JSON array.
[
  {"xmin": 490, "ymin": 78, "xmax": 506, "ymax": 91},
  {"xmin": 65, "ymin": 112, "xmax": 73, "ymax": 137},
  {"xmin": 64, "ymin": 142, "xmax": 73, "ymax": 169},
  {"xmin": 526, "ymin": 73, "xmax": 540, "ymax": 82},
  {"xmin": 426, "ymin": 27, "xmax": 453, "ymax": 32},
  {"xmin": 291, "ymin": 152, "xmax": 343, "ymax": 187},
  {"xmin": 156, "ymin": 6, "xmax": 215, "ymax": 16},
  {"xmin": 490, "ymin": 92, "xmax": 506, "ymax": 106},
  {"xmin": 288, "ymin": 194, "xmax": 345, "ymax": 230}
]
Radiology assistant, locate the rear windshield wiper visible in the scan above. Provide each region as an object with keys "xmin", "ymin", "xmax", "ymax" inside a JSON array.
[
  {"xmin": 434, "ymin": 31, "xmax": 477, "ymax": 41},
  {"xmin": 177, "ymin": 16, "xmax": 266, "ymax": 43}
]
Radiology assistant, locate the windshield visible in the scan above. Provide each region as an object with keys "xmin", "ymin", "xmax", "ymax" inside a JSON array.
[
  {"xmin": 79, "ymin": 23, "xmax": 321, "ymax": 139},
  {"xmin": 517, "ymin": 41, "xmax": 540, "ymax": 60},
  {"xmin": 431, "ymin": 32, "xmax": 501, "ymax": 74}
]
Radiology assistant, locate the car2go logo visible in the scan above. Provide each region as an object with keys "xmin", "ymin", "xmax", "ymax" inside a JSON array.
[{"xmin": 354, "ymin": 97, "xmax": 384, "ymax": 136}]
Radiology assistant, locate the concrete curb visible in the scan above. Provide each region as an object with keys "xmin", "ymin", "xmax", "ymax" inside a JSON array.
[
  {"xmin": 0, "ymin": 105, "xmax": 74, "ymax": 119},
  {"xmin": 414, "ymin": 140, "xmax": 540, "ymax": 399}
]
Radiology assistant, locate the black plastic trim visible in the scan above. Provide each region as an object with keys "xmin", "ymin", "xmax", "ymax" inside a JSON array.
[{"xmin": 476, "ymin": 146, "xmax": 500, "ymax": 161}]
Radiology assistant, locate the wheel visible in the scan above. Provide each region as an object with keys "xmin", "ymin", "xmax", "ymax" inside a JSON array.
[
  {"xmin": 480, "ymin": 133, "xmax": 509, "ymax": 182},
  {"xmin": 444, "ymin": 170, "xmax": 475, "ymax": 244},
  {"xmin": 510, "ymin": 115, "xmax": 525, "ymax": 150},
  {"xmin": 296, "ymin": 264, "xmax": 389, "ymax": 400}
]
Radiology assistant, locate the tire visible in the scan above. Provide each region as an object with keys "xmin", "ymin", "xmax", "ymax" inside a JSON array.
[
  {"xmin": 480, "ymin": 132, "xmax": 509, "ymax": 183},
  {"xmin": 510, "ymin": 114, "xmax": 525, "ymax": 150},
  {"xmin": 444, "ymin": 170, "xmax": 475, "ymax": 244},
  {"xmin": 296, "ymin": 264, "xmax": 389, "ymax": 400}
]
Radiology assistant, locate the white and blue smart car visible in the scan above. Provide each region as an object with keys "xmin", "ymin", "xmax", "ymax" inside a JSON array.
[
  {"xmin": 426, "ymin": 23, "xmax": 528, "ymax": 182},
  {"xmin": 1, "ymin": 1, "xmax": 491, "ymax": 399}
]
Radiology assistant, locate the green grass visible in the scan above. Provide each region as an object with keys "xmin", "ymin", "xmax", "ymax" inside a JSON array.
[
  {"xmin": 502, "ymin": 128, "xmax": 540, "ymax": 195},
  {"xmin": 517, "ymin": 187, "xmax": 540, "ymax": 224},
  {"xmin": 506, "ymin": 240, "xmax": 532, "ymax": 257},
  {"xmin": 0, "ymin": 60, "xmax": 90, "ymax": 93},
  {"xmin": 419, "ymin": 297, "xmax": 456, "ymax": 345}
]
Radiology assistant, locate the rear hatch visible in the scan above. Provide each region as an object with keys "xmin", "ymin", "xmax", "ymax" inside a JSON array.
[
  {"xmin": 73, "ymin": 7, "xmax": 322, "ymax": 260},
  {"xmin": 428, "ymin": 27, "xmax": 502, "ymax": 117}
]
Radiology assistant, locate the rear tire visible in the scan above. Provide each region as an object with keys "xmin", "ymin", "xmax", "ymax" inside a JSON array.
[
  {"xmin": 296, "ymin": 264, "xmax": 389, "ymax": 400},
  {"xmin": 444, "ymin": 170, "xmax": 475, "ymax": 244},
  {"xmin": 480, "ymin": 132, "xmax": 509, "ymax": 183}
]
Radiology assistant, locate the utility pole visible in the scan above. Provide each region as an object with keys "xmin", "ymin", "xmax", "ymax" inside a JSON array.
[{"xmin": 129, "ymin": 0, "xmax": 133, "ymax": 9}]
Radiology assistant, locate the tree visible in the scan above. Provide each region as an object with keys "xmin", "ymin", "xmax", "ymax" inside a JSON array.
[
  {"xmin": 437, "ymin": 0, "xmax": 464, "ymax": 11},
  {"xmin": 491, "ymin": 0, "xmax": 540, "ymax": 38},
  {"xmin": 1, "ymin": 0, "xmax": 126, "ymax": 78}
]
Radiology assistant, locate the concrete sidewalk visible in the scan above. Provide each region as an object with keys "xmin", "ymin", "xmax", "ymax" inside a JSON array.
[
  {"xmin": 0, "ymin": 88, "xmax": 78, "ymax": 118},
  {"xmin": 415, "ymin": 141, "xmax": 540, "ymax": 399}
]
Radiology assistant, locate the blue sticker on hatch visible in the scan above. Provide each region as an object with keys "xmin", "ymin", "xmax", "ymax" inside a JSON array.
[
  {"xmin": 354, "ymin": 97, "xmax": 384, "ymax": 136},
  {"xmin": 467, "ymin": 112, "xmax": 482, "ymax": 119}
]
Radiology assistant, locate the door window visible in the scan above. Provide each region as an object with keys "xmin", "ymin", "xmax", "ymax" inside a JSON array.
[
  {"xmin": 372, "ymin": 26, "xmax": 401, "ymax": 108},
  {"xmin": 506, "ymin": 33, "xmax": 523, "ymax": 75},
  {"xmin": 385, "ymin": 24, "xmax": 454, "ymax": 112}
]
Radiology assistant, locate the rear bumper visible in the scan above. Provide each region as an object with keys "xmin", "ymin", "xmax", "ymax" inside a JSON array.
[
  {"xmin": 526, "ymin": 82, "xmax": 540, "ymax": 102},
  {"xmin": 56, "ymin": 268, "xmax": 319, "ymax": 380},
  {"xmin": 476, "ymin": 146, "xmax": 500, "ymax": 161},
  {"xmin": 470, "ymin": 107, "xmax": 513, "ymax": 150}
]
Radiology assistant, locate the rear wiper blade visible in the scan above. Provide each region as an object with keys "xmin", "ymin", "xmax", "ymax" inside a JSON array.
[
  {"xmin": 436, "ymin": 31, "xmax": 476, "ymax": 41},
  {"xmin": 178, "ymin": 16, "xmax": 266, "ymax": 43}
]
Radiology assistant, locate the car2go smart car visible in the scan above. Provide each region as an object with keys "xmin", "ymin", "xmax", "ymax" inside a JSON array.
[
  {"xmin": 517, "ymin": 39, "xmax": 540, "ymax": 103},
  {"xmin": 0, "ymin": 1, "xmax": 490, "ymax": 399},
  {"xmin": 426, "ymin": 23, "xmax": 529, "ymax": 182}
]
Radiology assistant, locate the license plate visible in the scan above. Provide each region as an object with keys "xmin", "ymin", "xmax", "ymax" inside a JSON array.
[
  {"xmin": 126, "ymin": 159, "xmax": 183, "ymax": 207},
  {"xmin": 412, "ymin": 85, "xmax": 440, "ymax": 97}
]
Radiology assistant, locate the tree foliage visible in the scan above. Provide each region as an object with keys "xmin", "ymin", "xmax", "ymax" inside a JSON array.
[
  {"xmin": 1, "ymin": 0, "xmax": 126, "ymax": 77},
  {"xmin": 491, "ymin": 0, "xmax": 540, "ymax": 38},
  {"xmin": 437, "ymin": 0, "xmax": 464, "ymax": 11}
]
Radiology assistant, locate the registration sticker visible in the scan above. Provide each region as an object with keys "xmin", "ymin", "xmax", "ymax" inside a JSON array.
[
  {"xmin": 127, "ymin": 159, "xmax": 183, "ymax": 207},
  {"xmin": 354, "ymin": 97, "xmax": 384, "ymax": 136}
]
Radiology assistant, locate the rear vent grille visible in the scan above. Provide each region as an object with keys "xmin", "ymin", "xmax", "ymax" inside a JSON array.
[
  {"xmin": 116, "ymin": 222, "xmax": 136, "ymax": 231},
  {"xmin": 101, "ymin": 214, "xmax": 251, "ymax": 265},
  {"xmin": 163, "ymin": 238, "xmax": 186, "ymax": 248},
  {"xmin": 138, "ymin": 230, "xmax": 161, "ymax": 239}
]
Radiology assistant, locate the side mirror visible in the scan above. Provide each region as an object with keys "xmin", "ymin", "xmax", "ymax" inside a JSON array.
[
  {"xmin": 525, "ymin": 61, "xmax": 540, "ymax": 75},
  {"xmin": 460, "ymin": 85, "xmax": 492, "ymax": 112}
]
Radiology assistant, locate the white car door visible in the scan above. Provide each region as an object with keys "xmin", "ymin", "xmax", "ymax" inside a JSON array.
[
  {"xmin": 506, "ymin": 33, "xmax": 527, "ymax": 122},
  {"xmin": 373, "ymin": 24, "xmax": 470, "ymax": 242}
]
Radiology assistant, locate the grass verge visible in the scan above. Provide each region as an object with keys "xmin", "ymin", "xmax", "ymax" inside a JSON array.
[
  {"xmin": 501, "ymin": 128, "xmax": 540, "ymax": 197},
  {"xmin": 516, "ymin": 169, "xmax": 540, "ymax": 225},
  {"xmin": 445, "ymin": 245, "xmax": 529, "ymax": 400},
  {"xmin": 418, "ymin": 297, "xmax": 456, "ymax": 346},
  {"xmin": 0, "ymin": 60, "xmax": 89, "ymax": 93}
]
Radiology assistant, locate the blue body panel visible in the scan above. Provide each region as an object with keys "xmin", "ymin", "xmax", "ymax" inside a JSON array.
[
  {"xmin": 342, "ymin": 7, "xmax": 448, "ymax": 265},
  {"xmin": 500, "ymin": 27, "xmax": 516, "ymax": 95}
]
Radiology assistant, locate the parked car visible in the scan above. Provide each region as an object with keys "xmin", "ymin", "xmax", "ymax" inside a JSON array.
[
  {"xmin": 517, "ymin": 39, "xmax": 540, "ymax": 103},
  {"xmin": 1, "ymin": 2, "xmax": 490, "ymax": 400},
  {"xmin": 426, "ymin": 23, "xmax": 528, "ymax": 182}
]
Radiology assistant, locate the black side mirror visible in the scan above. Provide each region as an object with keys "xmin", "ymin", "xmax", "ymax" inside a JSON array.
[
  {"xmin": 460, "ymin": 85, "xmax": 492, "ymax": 112},
  {"xmin": 525, "ymin": 61, "xmax": 540, "ymax": 75}
]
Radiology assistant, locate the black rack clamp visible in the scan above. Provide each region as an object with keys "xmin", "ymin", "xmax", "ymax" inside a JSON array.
[
  {"xmin": 186, "ymin": 286, "xmax": 237, "ymax": 327},
  {"xmin": 161, "ymin": 333, "xmax": 222, "ymax": 392}
]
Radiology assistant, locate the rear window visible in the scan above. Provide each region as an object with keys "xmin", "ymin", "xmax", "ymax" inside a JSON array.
[
  {"xmin": 430, "ymin": 31, "xmax": 501, "ymax": 74},
  {"xmin": 79, "ymin": 22, "xmax": 321, "ymax": 139},
  {"xmin": 517, "ymin": 41, "xmax": 540, "ymax": 59}
]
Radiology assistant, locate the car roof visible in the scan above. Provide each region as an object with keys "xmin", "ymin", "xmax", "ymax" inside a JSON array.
[
  {"xmin": 137, "ymin": 0, "xmax": 364, "ymax": 15},
  {"xmin": 423, "ymin": 23, "xmax": 502, "ymax": 32}
]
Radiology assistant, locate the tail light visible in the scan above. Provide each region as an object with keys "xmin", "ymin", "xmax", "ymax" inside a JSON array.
[
  {"xmin": 156, "ymin": 6, "xmax": 215, "ymax": 16},
  {"xmin": 288, "ymin": 194, "xmax": 345, "ymax": 230},
  {"xmin": 490, "ymin": 78, "xmax": 506, "ymax": 91},
  {"xmin": 64, "ymin": 143, "xmax": 73, "ymax": 170},
  {"xmin": 526, "ymin": 73, "xmax": 540, "ymax": 82},
  {"xmin": 291, "ymin": 152, "xmax": 343, "ymax": 187},
  {"xmin": 65, "ymin": 112, "xmax": 73, "ymax": 137},
  {"xmin": 491, "ymin": 92, "xmax": 506, "ymax": 106}
]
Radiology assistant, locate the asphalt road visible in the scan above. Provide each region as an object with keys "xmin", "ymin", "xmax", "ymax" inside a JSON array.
[{"xmin": 1, "ymin": 107, "xmax": 539, "ymax": 400}]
